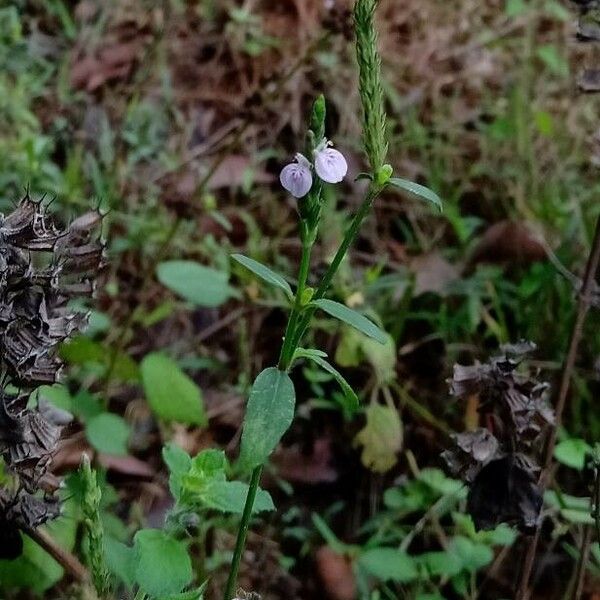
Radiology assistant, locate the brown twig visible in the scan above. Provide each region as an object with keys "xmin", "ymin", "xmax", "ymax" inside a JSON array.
[
  {"xmin": 25, "ymin": 526, "xmax": 90, "ymax": 583},
  {"xmin": 516, "ymin": 215, "xmax": 600, "ymax": 599}
]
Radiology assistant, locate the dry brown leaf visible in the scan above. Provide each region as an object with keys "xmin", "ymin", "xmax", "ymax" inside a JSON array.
[{"xmin": 315, "ymin": 546, "xmax": 356, "ymax": 600}]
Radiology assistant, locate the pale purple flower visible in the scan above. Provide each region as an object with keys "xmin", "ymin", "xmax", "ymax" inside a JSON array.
[
  {"xmin": 314, "ymin": 141, "xmax": 348, "ymax": 184},
  {"xmin": 280, "ymin": 153, "xmax": 313, "ymax": 198}
]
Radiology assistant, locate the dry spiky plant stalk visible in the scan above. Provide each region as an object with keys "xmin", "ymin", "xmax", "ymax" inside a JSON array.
[
  {"xmin": 0, "ymin": 193, "xmax": 104, "ymax": 560},
  {"xmin": 442, "ymin": 342, "xmax": 554, "ymax": 533}
]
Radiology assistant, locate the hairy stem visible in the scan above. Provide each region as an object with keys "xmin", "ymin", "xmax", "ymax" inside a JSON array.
[{"xmin": 517, "ymin": 214, "xmax": 600, "ymax": 599}]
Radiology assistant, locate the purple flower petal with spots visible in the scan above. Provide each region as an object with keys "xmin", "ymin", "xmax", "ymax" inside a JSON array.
[
  {"xmin": 314, "ymin": 146, "xmax": 348, "ymax": 184},
  {"xmin": 280, "ymin": 153, "xmax": 313, "ymax": 198}
]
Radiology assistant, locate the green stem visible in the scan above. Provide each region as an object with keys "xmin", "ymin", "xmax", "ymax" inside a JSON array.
[
  {"xmin": 287, "ymin": 185, "xmax": 380, "ymax": 353},
  {"xmin": 223, "ymin": 465, "xmax": 263, "ymax": 600},
  {"xmin": 278, "ymin": 224, "xmax": 314, "ymax": 370}
]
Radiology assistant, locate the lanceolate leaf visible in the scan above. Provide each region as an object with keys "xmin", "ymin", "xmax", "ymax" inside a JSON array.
[
  {"xmin": 240, "ymin": 368, "xmax": 296, "ymax": 470},
  {"xmin": 232, "ymin": 254, "xmax": 293, "ymax": 299},
  {"xmin": 311, "ymin": 298, "xmax": 387, "ymax": 344},
  {"xmin": 293, "ymin": 348, "xmax": 358, "ymax": 410},
  {"xmin": 387, "ymin": 177, "xmax": 442, "ymax": 212}
]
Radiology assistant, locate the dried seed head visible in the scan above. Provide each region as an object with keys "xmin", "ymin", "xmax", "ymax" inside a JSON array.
[
  {"xmin": 0, "ymin": 193, "xmax": 103, "ymax": 554},
  {"xmin": 442, "ymin": 342, "xmax": 553, "ymax": 532}
]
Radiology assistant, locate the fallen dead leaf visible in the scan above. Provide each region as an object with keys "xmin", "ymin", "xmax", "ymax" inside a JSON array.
[
  {"xmin": 468, "ymin": 220, "xmax": 547, "ymax": 268},
  {"xmin": 315, "ymin": 546, "xmax": 356, "ymax": 600}
]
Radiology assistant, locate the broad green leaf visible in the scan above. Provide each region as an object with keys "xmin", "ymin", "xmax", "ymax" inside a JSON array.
[
  {"xmin": 163, "ymin": 444, "xmax": 192, "ymax": 501},
  {"xmin": 554, "ymin": 438, "xmax": 591, "ymax": 470},
  {"xmin": 104, "ymin": 537, "xmax": 136, "ymax": 589},
  {"xmin": 190, "ymin": 449, "xmax": 227, "ymax": 479},
  {"xmin": 293, "ymin": 348, "xmax": 358, "ymax": 410},
  {"xmin": 418, "ymin": 468, "xmax": 464, "ymax": 497},
  {"xmin": 359, "ymin": 548, "xmax": 418, "ymax": 583},
  {"xmin": 232, "ymin": 254, "xmax": 293, "ymax": 298},
  {"xmin": 141, "ymin": 353, "xmax": 207, "ymax": 425},
  {"xmin": 179, "ymin": 449, "xmax": 274, "ymax": 513},
  {"xmin": 450, "ymin": 536, "xmax": 494, "ymax": 572},
  {"xmin": 312, "ymin": 299, "xmax": 386, "ymax": 344},
  {"xmin": 133, "ymin": 530, "xmax": 192, "ymax": 597},
  {"xmin": 418, "ymin": 551, "xmax": 463, "ymax": 577},
  {"xmin": 60, "ymin": 337, "xmax": 140, "ymax": 382},
  {"xmin": 387, "ymin": 177, "xmax": 442, "ymax": 211},
  {"xmin": 157, "ymin": 260, "xmax": 235, "ymax": 307},
  {"xmin": 36, "ymin": 384, "xmax": 72, "ymax": 412},
  {"xmin": 239, "ymin": 367, "xmax": 295, "ymax": 469},
  {"xmin": 200, "ymin": 480, "xmax": 275, "ymax": 513},
  {"xmin": 86, "ymin": 413, "xmax": 130, "ymax": 456},
  {"xmin": 354, "ymin": 404, "xmax": 403, "ymax": 473}
]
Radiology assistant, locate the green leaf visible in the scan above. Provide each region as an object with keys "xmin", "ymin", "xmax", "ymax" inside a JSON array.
[
  {"xmin": 200, "ymin": 480, "xmax": 275, "ymax": 513},
  {"xmin": 157, "ymin": 260, "xmax": 235, "ymax": 307},
  {"xmin": 86, "ymin": 413, "xmax": 130, "ymax": 456},
  {"xmin": 232, "ymin": 254, "xmax": 293, "ymax": 298},
  {"xmin": 163, "ymin": 444, "xmax": 192, "ymax": 501},
  {"xmin": 554, "ymin": 438, "xmax": 592, "ymax": 470},
  {"xmin": 387, "ymin": 177, "xmax": 442, "ymax": 211},
  {"xmin": 418, "ymin": 551, "xmax": 463, "ymax": 577},
  {"xmin": 418, "ymin": 468, "xmax": 465, "ymax": 497},
  {"xmin": 293, "ymin": 348, "xmax": 358, "ymax": 410},
  {"xmin": 133, "ymin": 530, "xmax": 192, "ymax": 597},
  {"xmin": 537, "ymin": 44, "xmax": 569, "ymax": 77},
  {"xmin": 179, "ymin": 449, "xmax": 274, "ymax": 513},
  {"xmin": 239, "ymin": 367, "xmax": 296, "ymax": 469},
  {"xmin": 312, "ymin": 299, "xmax": 387, "ymax": 344},
  {"xmin": 359, "ymin": 548, "xmax": 418, "ymax": 583},
  {"xmin": 104, "ymin": 537, "xmax": 136, "ymax": 589},
  {"xmin": 157, "ymin": 582, "xmax": 207, "ymax": 600},
  {"xmin": 450, "ymin": 536, "xmax": 494, "ymax": 572},
  {"xmin": 141, "ymin": 353, "xmax": 207, "ymax": 425}
]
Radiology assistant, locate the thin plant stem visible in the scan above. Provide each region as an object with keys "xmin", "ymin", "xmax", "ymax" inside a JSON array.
[
  {"xmin": 516, "ymin": 214, "xmax": 600, "ymax": 599},
  {"xmin": 287, "ymin": 185, "xmax": 380, "ymax": 354},
  {"xmin": 223, "ymin": 465, "xmax": 263, "ymax": 600},
  {"xmin": 278, "ymin": 223, "xmax": 314, "ymax": 370},
  {"xmin": 224, "ymin": 185, "xmax": 382, "ymax": 598}
]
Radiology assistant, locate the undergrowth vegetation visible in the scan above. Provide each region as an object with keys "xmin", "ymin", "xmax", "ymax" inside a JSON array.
[{"xmin": 0, "ymin": 0, "xmax": 600, "ymax": 599}]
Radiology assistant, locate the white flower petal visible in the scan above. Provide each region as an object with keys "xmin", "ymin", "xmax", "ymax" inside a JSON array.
[
  {"xmin": 280, "ymin": 161, "xmax": 313, "ymax": 198},
  {"xmin": 314, "ymin": 147, "xmax": 348, "ymax": 184}
]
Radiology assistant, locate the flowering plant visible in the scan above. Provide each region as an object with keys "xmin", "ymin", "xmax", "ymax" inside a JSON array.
[{"xmin": 223, "ymin": 1, "xmax": 442, "ymax": 597}]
